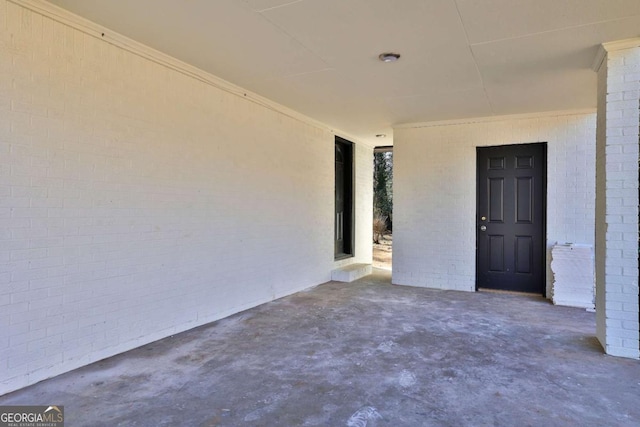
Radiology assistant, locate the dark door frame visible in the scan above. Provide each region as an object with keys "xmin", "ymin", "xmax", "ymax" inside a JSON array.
[
  {"xmin": 335, "ymin": 136, "xmax": 355, "ymax": 259},
  {"xmin": 475, "ymin": 142, "xmax": 547, "ymax": 296}
]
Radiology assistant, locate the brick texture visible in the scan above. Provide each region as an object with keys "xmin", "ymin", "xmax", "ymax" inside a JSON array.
[
  {"xmin": 0, "ymin": 1, "xmax": 372, "ymax": 394},
  {"xmin": 393, "ymin": 113, "xmax": 596, "ymax": 295},
  {"xmin": 595, "ymin": 45, "xmax": 640, "ymax": 359}
]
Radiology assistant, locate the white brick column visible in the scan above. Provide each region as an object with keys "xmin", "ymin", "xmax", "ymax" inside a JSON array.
[{"xmin": 594, "ymin": 39, "xmax": 640, "ymax": 359}]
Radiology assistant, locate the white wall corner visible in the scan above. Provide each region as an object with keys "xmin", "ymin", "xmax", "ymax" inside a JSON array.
[
  {"xmin": 591, "ymin": 45, "xmax": 607, "ymax": 72},
  {"xmin": 594, "ymin": 41, "xmax": 640, "ymax": 359},
  {"xmin": 593, "ymin": 37, "xmax": 640, "ymax": 72}
]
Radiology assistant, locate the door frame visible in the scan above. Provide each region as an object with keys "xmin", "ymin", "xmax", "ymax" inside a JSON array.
[
  {"xmin": 335, "ymin": 136, "xmax": 355, "ymax": 259},
  {"xmin": 475, "ymin": 142, "xmax": 547, "ymax": 296}
]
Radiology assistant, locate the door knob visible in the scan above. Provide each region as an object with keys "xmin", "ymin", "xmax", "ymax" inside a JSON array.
[{"xmin": 480, "ymin": 225, "xmax": 487, "ymax": 232}]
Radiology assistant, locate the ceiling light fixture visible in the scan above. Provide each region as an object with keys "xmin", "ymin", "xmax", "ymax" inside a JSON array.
[{"xmin": 378, "ymin": 52, "xmax": 400, "ymax": 63}]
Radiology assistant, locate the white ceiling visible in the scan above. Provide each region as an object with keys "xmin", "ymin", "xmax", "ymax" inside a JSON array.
[{"xmin": 48, "ymin": 0, "xmax": 640, "ymax": 145}]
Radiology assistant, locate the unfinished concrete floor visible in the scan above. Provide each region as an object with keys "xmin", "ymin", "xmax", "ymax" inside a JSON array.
[{"xmin": 2, "ymin": 269, "xmax": 639, "ymax": 426}]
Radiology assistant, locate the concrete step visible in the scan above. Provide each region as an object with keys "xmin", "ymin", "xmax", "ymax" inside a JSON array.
[{"xmin": 331, "ymin": 263, "xmax": 372, "ymax": 283}]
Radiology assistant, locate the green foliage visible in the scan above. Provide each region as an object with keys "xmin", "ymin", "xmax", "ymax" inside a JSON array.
[{"xmin": 373, "ymin": 151, "xmax": 393, "ymax": 220}]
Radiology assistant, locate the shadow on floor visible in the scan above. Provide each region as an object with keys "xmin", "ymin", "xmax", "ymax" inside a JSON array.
[{"xmin": 2, "ymin": 269, "xmax": 639, "ymax": 426}]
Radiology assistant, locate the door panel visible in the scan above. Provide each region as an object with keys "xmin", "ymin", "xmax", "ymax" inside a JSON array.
[
  {"xmin": 335, "ymin": 145, "xmax": 345, "ymax": 254},
  {"xmin": 335, "ymin": 138, "xmax": 354, "ymax": 258},
  {"xmin": 488, "ymin": 235, "xmax": 505, "ymax": 272},
  {"xmin": 477, "ymin": 143, "xmax": 546, "ymax": 294},
  {"xmin": 489, "ymin": 178, "xmax": 504, "ymax": 222},
  {"xmin": 515, "ymin": 236, "xmax": 533, "ymax": 274},
  {"xmin": 516, "ymin": 177, "xmax": 532, "ymax": 223}
]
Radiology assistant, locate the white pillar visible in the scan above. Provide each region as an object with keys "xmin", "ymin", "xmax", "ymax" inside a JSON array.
[{"xmin": 594, "ymin": 39, "xmax": 640, "ymax": 358}]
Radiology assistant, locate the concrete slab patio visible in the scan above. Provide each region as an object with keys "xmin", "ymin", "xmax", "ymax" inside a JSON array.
[{"xmin": 1, "ymin": 269, "xmax": 639, "ymax": 426}]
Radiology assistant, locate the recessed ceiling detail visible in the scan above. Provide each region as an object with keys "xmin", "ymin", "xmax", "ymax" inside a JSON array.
[{"xmin": 378, "ymin": 53, "xmax": 401, "ymax": 63}]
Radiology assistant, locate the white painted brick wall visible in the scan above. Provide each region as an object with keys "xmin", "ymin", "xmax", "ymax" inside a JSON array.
[
  {"xmin": 0, "ymin": 1, "xmax": 372, "ymax": 394},
  {"xmin": 393, "ymin": 112, "xmax": 596, "ymax": 295},
  {"xmin": 550, "ymin": 244, "xmax": 594, "ymax": 309},
  {"xmin": 595, "ymin": 54, "xmax": 609, "ymax": 348},
  {"xmin": 595, "ymin": 44, "xmax": 640, "ymax": 359}
]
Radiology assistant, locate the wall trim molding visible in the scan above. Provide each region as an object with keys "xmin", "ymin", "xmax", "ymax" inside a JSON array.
[
  {"xmin": 592, "ymin": 37, "xmax": 640, "ymax": 72},
  {"xmin": 393, "ymin": 109, "xmax": 596, "ymax": 130},
  {"xmin": 9, "ymin": 0, "xmax": 365, "ymax": 143}
]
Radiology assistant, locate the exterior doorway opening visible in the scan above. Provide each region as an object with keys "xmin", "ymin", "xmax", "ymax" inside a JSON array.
[
  {"xmin": 373, "ymin": 146, "xmax": 393, "ymax": 270},
  {"xmin": 335, "ymin": 137, "xmax": 354, "ymax": 259},
  {"xmin": 476, "ymin": 143, "xmax": 547, "ymax": 295}
]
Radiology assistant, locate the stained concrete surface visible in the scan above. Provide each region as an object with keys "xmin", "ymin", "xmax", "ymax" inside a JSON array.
[{"xmin": 2, "ymin": 269, "xmax": 639, "ymax": 426}]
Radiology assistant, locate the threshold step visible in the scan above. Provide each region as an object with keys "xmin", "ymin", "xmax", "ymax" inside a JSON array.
[{"xmin": 331, "ymin": 263, "xmax": 372, "ymax": 283}]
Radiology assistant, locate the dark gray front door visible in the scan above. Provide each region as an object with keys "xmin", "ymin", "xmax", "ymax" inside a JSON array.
[
  {"xmin": 335, "ymin": 138, "xmax": 353, "ymax": 258},
  {"xmin": 476, "ymin": 143, "xmax": 546, "ymax": 294},
  {"xmin": 335, "ymin": 144, "xmax": 346, "ymax": 256}
]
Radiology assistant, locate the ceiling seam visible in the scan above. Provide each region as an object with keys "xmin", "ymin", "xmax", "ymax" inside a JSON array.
[
  {"xmin": 251, "ymin": 0, "xmax": 305, "ymax": 13},
  {"xmin": 468, "ymin": 15, "xmax": 640, "ymax": 47},
  {"xmin": 255, "ymin": 8, "xmax": 331, "ymax": 70},
  {"xmin": 283, "ymin": 68, "xmax": 336, "ymax": 79},
  {"xmin": 453, "ymin": 0, "xmax": 495, "ymax": 116},
  {"xmin": 383, "ymin": 86, "xmax": 485, "ymax": 102}
]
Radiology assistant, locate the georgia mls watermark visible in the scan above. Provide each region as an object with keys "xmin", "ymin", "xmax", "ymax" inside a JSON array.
[{"xmin": 0, "ymin": 406, "xmax": 64, "ymax": 427}]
